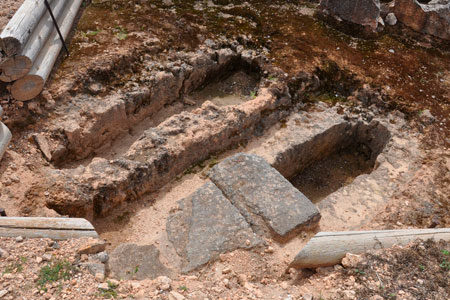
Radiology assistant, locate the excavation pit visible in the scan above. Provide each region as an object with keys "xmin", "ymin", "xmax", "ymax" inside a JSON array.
[
  {"xmin": 287, "ymin": 122, "xmax": 391, "ymax": 203},
  {"xmin": 290, "ymin": 142, "xmax": 377, "ymax": 203}
]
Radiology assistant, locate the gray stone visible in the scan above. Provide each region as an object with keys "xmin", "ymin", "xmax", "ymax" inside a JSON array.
[
  {"xmin": 385, "ymin": 13, "xmax": 397, "ymax": 26},
  {"xmin": 108, "ymin": 243, "xmax": 170, "ymax": 280},
  {"xmin": 94, "ymin": 251, "xmax": 109, "ymax": 263},
  {"xmin": 395, "ymin": 0, "xmax": 450, "ymax": 40},
  {"xmin": 320, "ymin": 0, "xmax": 381, "ymax": 31},
  {"xmin": 209, "ymin": 154, "xmax": 321, "ymax": 238},
  {"xmin": 80, "ymin": 262, "xmax": 105, "ymax": 277},
  {"xmin": 167, "ymin": 182, "xmax": 261, "ymax": 272}
]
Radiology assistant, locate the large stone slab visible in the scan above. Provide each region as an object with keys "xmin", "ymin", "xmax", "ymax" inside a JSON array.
[
  {"xmin": 320, "ymin": 0, "xmax": 381, "ymax": 31},
  {"xmin": 166, "ymin": 181, "xmax": 261, "ymax": 272},
  {"xmin": 108, "ymin": 243, "xmax": 171, "ymax": 280},
  {"xmin": 208, "ymin": 153, "xmax": 321, "ymax": 238}
]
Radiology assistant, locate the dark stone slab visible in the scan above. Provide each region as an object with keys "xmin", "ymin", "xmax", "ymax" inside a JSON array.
[
  {"xmin": 108, "ymin": 243, "xmax": 171, "ymax": 280},
  {"xmin": 166, "ymin": 181, "xmax": 261, "ymax": 272},
  {"xmin": 208, "ymin": 153, "xmax": 321, "ymax": 238}
]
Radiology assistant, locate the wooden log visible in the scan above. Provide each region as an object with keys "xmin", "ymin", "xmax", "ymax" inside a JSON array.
[
  {"xmin": 290, "ymin": 228, "xmax": 450, "ymax": 269},
  {"xmin": 11, "ymin": 0, "xmax": 83, "ymax": 101},
  {"xmin": 0, "ymin": 55, "xmax": 32, "ymax": 82},
  {"xmin": 0, "ymin": 122, "xmax": 12, "ymax": 161},
  {"xmin": 0, "ymin": 0, "xmax": 67, "ymax": 82},
  {"xmin": 0, "ymin": 0, "xmax": 56, "ymax": 56},
  {"xmin": 0, "ymin": 217, "xmax": 99, "ymax": 240}
]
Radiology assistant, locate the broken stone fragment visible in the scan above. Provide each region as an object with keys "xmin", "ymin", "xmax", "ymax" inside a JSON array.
[
  {"xmin": 77, "ymin": 238, "xmax": 107, "ymax": 255},
  {"xmin": 80, "ymin": 262, "xmax": 105, "ymax": 278},
  {"xmin": 208, "ymin": 153, "xmax": 321, "ymax": 238},
  {"xmin": 33, "ymin": 134, "xmax": 52, "ymax": 161},
  {"xmin": 320, "ymin": 0, "xmax": 381, "ymax": 31},
  {"xmin": 108, "ymin": 243, "xmax": 171, "ymax": 280},
  {"xmin": 166, "ymin": 181, "xmax": 261, "ymax": 272}
]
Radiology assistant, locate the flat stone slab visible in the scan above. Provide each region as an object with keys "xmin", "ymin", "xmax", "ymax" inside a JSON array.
[
  {"xmin": 108, "ymin": 243, "xmax": 171, "ymax": 280},
  {"xmin": 166, "ymin": 181, "xmax": 261, "ymax": 272},
  {"xmin": 209, "ymin": 153, "xmax": 321, "ymax": 238}
]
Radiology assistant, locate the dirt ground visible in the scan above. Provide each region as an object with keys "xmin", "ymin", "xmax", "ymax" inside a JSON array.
[
  {"xmin": 1, "ymin": 1, "xmax": 450, "ymax": 299},
  {"xmin": 0, "ymin": 0, "xmax": 23, "ymax": 32}
]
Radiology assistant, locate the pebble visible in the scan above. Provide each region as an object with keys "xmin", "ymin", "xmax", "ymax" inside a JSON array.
[
  {"xmin": 0, "ymin": 290, "xmax": 8, "ymax": 298},
  {"xmin": 0, "ymin": 248, "xmax": 8, "ymax": 258},
  {"xmin": 169, "ymin": 291, "xmax": 185, "ymax": 300},
  {"xmin": 222, "ymin": 267, "xmax": 232, "ymax": 274},
  {"xmin": 42, "ymin": 254, "xmax": 52, "ymax": 261},
  {"xmin": 15, "ymin": 236, "xmax": 24, "ymax": 243},
  {"xmin": 98, "ymin": 283, "xmax": 109, "ymax": 290},
  {"xmin": 36, "ymin": 257, "xmax": 43, "ymax": 263},
  {"xmin": 157, "ymin": 276, "xmax": 172, "ymax": 291}
]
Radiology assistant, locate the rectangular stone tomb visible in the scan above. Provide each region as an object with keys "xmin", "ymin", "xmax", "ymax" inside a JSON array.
[{"xmin": 208, "ymin": 153, "xmax": 321, "ymax": 239}]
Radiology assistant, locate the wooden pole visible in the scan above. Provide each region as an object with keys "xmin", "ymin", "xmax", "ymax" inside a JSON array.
[
  {"xmin": 0, "ymin": 217, "xmax": 99, "ymax": 239},
  {"xmin": 11, "ymin": 0, "xmax": 83, "ymax": 101},
  {"xmin": 0, "ymin": 0, "xmax": 67, "ymax": 82},
  {"xmin": 290, "ymin": 228, "xmax": 450, "ymax": 269},
  {"xmin": 0, "ymin": 0, "xmax": 56, "ymax": 56}
]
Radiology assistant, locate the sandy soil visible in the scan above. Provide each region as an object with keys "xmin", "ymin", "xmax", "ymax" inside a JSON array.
[{"xmin": 0, "ymin": 0, "xmax": 22, "ymax": 32}]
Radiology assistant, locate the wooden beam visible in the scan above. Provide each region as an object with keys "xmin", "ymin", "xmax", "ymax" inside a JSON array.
[
  {"xmin": 0, "ymin": 0, "xmax": 56, "ymax": 56},
  {"xmin": 11, "ymin": 0, "xmax": 83, "ymax": 101},
  {"xmin": 0, "ymin": 0, "xmax": 67, "ymax": 82},
  {"xmin": 290, "ymin": 228, "xmax": 450, "ymax": 269},
  {"xmin": 0, "ymin": 122, "xmax": 12, "ymax": 161},
  {"xmin": 0, "ymin": 217, "xmax": 99, "ymax": 240}
]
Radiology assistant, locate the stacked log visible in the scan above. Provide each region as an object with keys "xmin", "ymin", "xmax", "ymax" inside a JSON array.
[{"xmin": 0, "ymin": 0, "xmax": 83, "ymax": 101}]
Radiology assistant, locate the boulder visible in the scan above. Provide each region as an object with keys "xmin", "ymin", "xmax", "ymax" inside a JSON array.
[
  {"xmin": 108, "ymin": 244, "xmax": 171, "ymax": 280},
  {"xmin": 209, "ymin": 153, "xmax": 321, "ymax": 238},
  {"xmin": 394, "ymin": 0, "xmax": 450, "ymax": 40},
  {"xmin": 320, "ymin": 0, "xmax": 381, "ymax": 31},
  {"xmin": 166, "ymin": 182, "xmax": 261, "ymax": 272}
]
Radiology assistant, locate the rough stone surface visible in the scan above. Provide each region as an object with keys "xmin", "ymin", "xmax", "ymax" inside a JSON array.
[
  {"xmin": 108, "ymin": 243, "xmax": 171, "ymax": 280},
  {"xmin": 395, "ymin": 0, "xmax": 450, "ymax": 40},
  {"xmin": 209, "ymin": 154, "xmax": 321, "ymax": 238},
  {"xmin": 320, "ymin": 0, "xmax": 381, "ymax": 30},
  {"xmin": 385, "ymin": 13, "xmax": 398, "ymax": 26},
  {"xmin": 46, "ymin": 86, "xmax": 289, "ymax": 217},
  {"xmin": 167, "ymin": 182, "xmax": 261, "ymax": 272},
  {"xmin": 77, "ymin": 238, "xmax": 107, "ymax": 255},
  {"xmin": 80, "ymin": 262, "xmax": 105, "ymax": 277}
]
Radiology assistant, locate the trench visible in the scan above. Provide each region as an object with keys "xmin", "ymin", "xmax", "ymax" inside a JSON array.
[
  {"xmin": 289, "ymin": 124, "xmax": 390, "ymax": 203},
  {"xmin": 83, "ymin": 69, "xmax": 261, "ymax": 163}
]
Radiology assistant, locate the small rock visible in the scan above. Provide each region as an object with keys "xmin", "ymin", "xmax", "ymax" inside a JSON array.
[
  {"xmin": 389, "ymin": 49, "xmax": 395, "ymax": 54},
  {"xmin": 36, "ymin": 257, "xmax": 43, "ymax": 263},
  {"xmin": 95, "ymin": 273, "xmax": 104, "ymax": 282},
  {"xmin": 15, "ymin": 236, "xmax": 24, "ymax": 242},
  {"xmin": 77, "ymin": 239, "xmax": 107, "ymax": 255},
  {"xmin": 222, "ymin": 267, "xmax": 232, "ymax": 274},
  {"xmin": 385, "ymin": 13, "xmax": 397, "ymax": 26},
  {"xmin": 280, "ymin": 281, "xmax": 289, "ymax": 290},
  {"xmin": 80, "ymin": 262, "xmax": 105, "ymax": 277},
  {"xmin": 302, "ymin": 294, "xmax": 313, "ymax": 300},
  {"xmin": 95, "ymin": 252, "xmax": 109, "ymax": 263},
  {"xmin": 169, "ymin": 291, "xmax": 185, "ymax": 300},
  {"xmin": 265, "ymin": 246, "xmax": 274, "ymax": 254},
  {"xmin": 0, "ymin": 248, "xmax": 8, "ymax": 258},
  {"xmin": 109, "ymin": 279, "xmax": 119, "ymax": 286},
  {"xmin": 130, "ymin": 282, "xmax": 141, "ymax": 289},
  {"xmin": 0, "ymin": 290, "xmax": 8, "ymax": 298},
  {"xmin": 42, "ymin": 254, "xmax": 52, "ymax": 261},
  {"xmin": 157, "ymin": 276, "xmax": 172, "ymax": 291},
  {"xmin": 341, "ymin": 253, "xmax": 363, "ymax": 268},
  {"xmin": 98, "ymin": 283, "xmax": 109, "ymax": 290},
  {"xmin": 342, "ymin": 290, "xmax": 356, "ymax": 299}
]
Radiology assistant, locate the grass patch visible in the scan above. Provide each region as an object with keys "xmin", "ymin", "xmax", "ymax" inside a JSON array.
[
  {"xmin": 37, "ymin": 261, "xmax": 76, "ymax": 291},
  {"xmin": 98, "ymin": 281, "xmax": 119, "ymax": 299}
]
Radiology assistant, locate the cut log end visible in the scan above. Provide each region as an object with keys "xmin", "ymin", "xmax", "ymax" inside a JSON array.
[
  {"xmin": 0, "ymin": 37, "xmax": 21, "ymax": 57},
  {"xmin": 0, "ymin": 55, "xmax": 32, "ymax": 82},
  {"xmin": 11, "ymin": 74, "xmax": 44, "ymax": 101}
]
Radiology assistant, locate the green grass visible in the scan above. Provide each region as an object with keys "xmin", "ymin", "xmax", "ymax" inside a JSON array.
[
  {"xmin": 37, "ymin": 261, "xmax": 76, "ymax": 290},
  {"xmin": 98, "ymin": 281, "xmax": 119, "ymax": 299}
]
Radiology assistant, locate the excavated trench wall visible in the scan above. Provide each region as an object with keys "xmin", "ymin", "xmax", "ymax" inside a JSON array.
[{"xmin": 50, "ymin": 47, "xmax": 265, "ymax": 165}]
